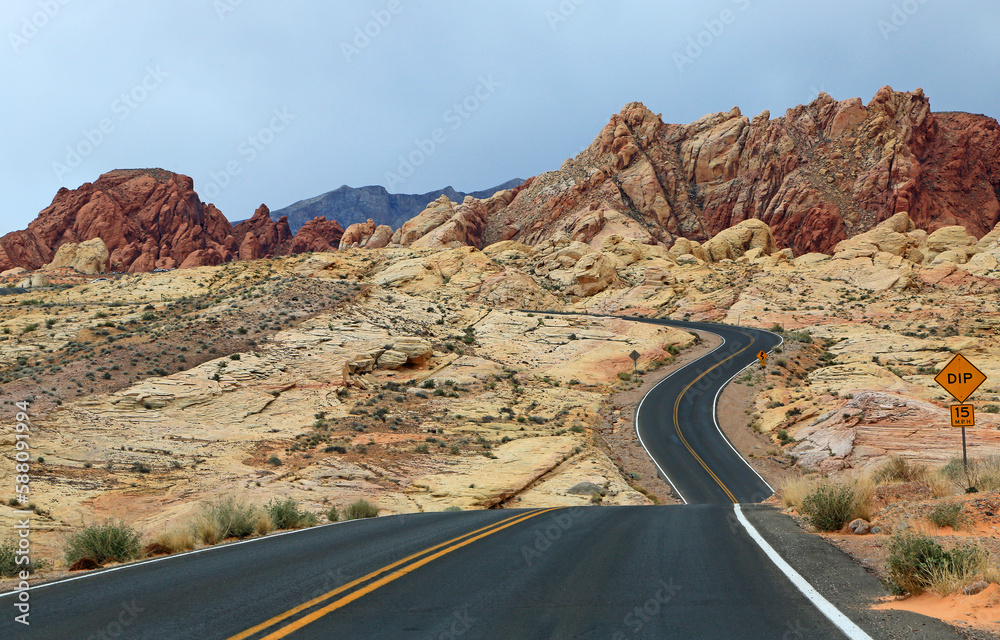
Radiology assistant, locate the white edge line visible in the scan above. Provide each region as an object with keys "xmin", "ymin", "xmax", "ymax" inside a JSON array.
[
  {"xmin": 734, "ymin": 504, "xmax": 874, "ymax": 640},
  {"xmin": 709, "ymin": 330, "xmax": 785, "ymax": 495},
  {"xmin": 0, "ymin": 513, "xmax": 412, "ymax": 599},
  {"xmin": 634, "ymin": 330, "xmax": 729, "ymax": 505}
]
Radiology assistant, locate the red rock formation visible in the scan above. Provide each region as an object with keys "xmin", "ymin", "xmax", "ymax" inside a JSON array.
[
  {"xmin": 238, "ymin": 231, "xmax": 261, "ymax": 262},
  {"xmin": 0, "ymin": 169, "xmax": 237, "ymax": 273},
  {"xmin": 289, "ymin": 216, "xmax": 344, "ymax": 253},
  {"xmin": 480, "ymin": 88, "xmax": 1000, "ymax": 255},
  {"xmin": 232, "ymin": 204, "xmax": 293, "ymax": 259},
  {"xmin": 0, "ymin": 175, "xmax": 351, "ymax": 272}
]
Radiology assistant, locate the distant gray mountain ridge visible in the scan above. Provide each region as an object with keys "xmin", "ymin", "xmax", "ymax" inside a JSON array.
[{"xmin": 270, "ymin": 179, "xmax": 525, "ymax": 233}]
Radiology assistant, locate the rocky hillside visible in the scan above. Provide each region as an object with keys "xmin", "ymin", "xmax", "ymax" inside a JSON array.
[
  {"xmin": 269, "ymin": 180, "xmax": 524, "ymax": 233},
  {"xmin": 4, "ymin": 87, "xmax": 997, "ymax": 274},
  {"xmin": 475, "ymin": 87, "xmax": 999, "ymax": 255},
  {"xmin": 0, "ymin": 171, "xmax": 347, "ymax": 273}
]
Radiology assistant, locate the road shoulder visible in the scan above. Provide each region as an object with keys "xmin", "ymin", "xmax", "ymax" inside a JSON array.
[{"xmin": 739, "ymin": 504, "xmax": 968, "ymax": 639}]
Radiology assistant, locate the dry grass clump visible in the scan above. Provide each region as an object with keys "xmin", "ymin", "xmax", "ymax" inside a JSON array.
[
  {"xmin": 151, "ymin": 528, "xmax": 197, "ymax": 554},
  {"xmin": 192, "ymin": 496, "xmax": 266, "ymax": 545},
  {"xmin": 777, "ymin": 474, "xmax": 820, "ymax": 510},
  {"xmin": 874, "ymin": 455, "xmax": 927, "ymax": 484},
  {"xmin": 255, "ymin": 512, "xmax": 275, "ymax": 536},
  {"xmin": 779, "ymin": 473, "xmax": 874, "ymax": 530},
  {"xmin": 872, "ymin": 455, "xmax": 955, "ymax": 497},
  {"xmin": 924, "ymin": 472, "xmax": 955, "ymax": 498},
  {"xmin": 342, "ymin": 499, "xmax": 379, "ymax": 520}
]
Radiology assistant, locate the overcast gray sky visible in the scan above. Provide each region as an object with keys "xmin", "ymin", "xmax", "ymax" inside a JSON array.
[{"xmin": 2, "ymin": 0, "xmax": 997, "ymax": 234}]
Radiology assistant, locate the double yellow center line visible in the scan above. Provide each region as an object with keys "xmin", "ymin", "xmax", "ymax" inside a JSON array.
[
  {"xmin": 227, "ymin": 508, "xmax": 559, "ymax": 640},
  {"xmin": 671, "ymin": 330, "xmax": 755, "ymax": 503}
]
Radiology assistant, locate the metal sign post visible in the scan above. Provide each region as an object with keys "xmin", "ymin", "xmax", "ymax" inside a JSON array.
[{"xmin": 629, "ymin": 350, "xmax": 640, "ymax": 378}]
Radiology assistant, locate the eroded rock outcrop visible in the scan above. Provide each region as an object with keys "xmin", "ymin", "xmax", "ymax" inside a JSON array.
[
  {"xmin": 289, "ymin": 217, "xmax": 345, "ymax": 254},
  {"xmin": 701, "ymin": 219, "xmax": 775, "ymax": 262},
  {"xmin": 470, "ymin": 88, "xmax": 1000, "ymax": 256},
  {"xmin": 232, "ymin": 204, "xmax": 293, "ymax": 259}
]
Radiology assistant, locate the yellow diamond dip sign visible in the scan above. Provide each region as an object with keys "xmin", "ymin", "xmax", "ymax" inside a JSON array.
[
  {"xmin": 934, "ymin": 353, "xmax": 986, "ymax": 404},
  {"xmin": 934, "ymin": 353, "xmax": 987, "ymax": 480}
]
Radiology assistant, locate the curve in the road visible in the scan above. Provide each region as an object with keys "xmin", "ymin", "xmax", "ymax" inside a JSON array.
[{"xmin": 630, "ymin": 318, "xmax": 782, "ymax": 504}]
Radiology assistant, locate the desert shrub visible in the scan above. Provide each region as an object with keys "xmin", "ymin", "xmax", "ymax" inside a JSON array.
[
  {"xmin": 267, "ymin": 455, "xmax": 282, "ymax": 466},
  {"xmin": 886, "ymin": 532, "xmax": 988, "ymax": 595},
  {"xmin": 940, "ymin": 456, "xmax": 968, "ymax": 482},
  {"xmin": 0, "ymin": 539, "xmax": 22, "ymax": 576},
  {"xmin": 193, "ymin": 497, "xmax": 261, "ymax": 545},
  {"xmin": 444, "ymin": 506, "xmax": 462, "ymax": 512},
  {"xmin": 326, "ymin": 506, "xmax": 339, "ymax": 522},
  {"xmin": 265, "ymin": 498, "xmax": 318, "ymax": 530},
  {"xmin": 789, "ymin": 330, "xmax": 812, "ymax": 343},
  {"xmin": 0, "ymin": 539, "xmax": 19, "ymax": 576},
  {"xmin": 927, "ymin": 502, "xmax": 964, "ymax": 529},
  {"xmin": 800, "ymin": 484, "xmax": 857, "ymax": 531},
  {"xmin": 342, "ymin": 499, "xmax": 379, "ymax": 521},
  {"xmin": 941, "ymin": 455, "xmax": 1000, "ymax": 491},
  {"xmin": 0, "ymin": 538, "xmax": 45, "ymax": 575},
  {"xmin": 64, "ymin": 521, "xmax": 142, "ymax": 565},
  {"xmin": 875, "ymin": 455, "xmax": 926, "ymax": 484},
  {"xmin": 617, "ymin": 371, "xmax": 631, "ymax": 382}
]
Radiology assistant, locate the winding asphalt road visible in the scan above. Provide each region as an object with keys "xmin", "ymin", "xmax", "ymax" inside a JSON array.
[
  {"xmin": 633, "ymin": 319, "xmax": 782, "ymax": 504},
  {"xmin": 0, "ymin": 317, "xmax": 962, "ymax": 639}
]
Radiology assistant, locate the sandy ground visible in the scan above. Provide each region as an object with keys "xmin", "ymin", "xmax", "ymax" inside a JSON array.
[{"xmin": 874, "ymin": 584, "xmax": 1000, "ymax": 637}]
